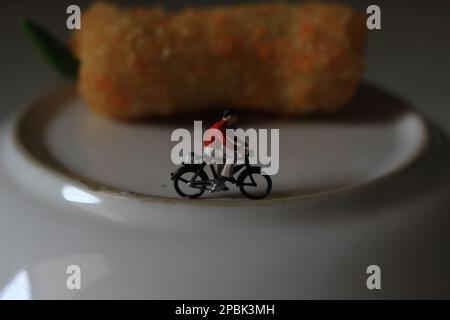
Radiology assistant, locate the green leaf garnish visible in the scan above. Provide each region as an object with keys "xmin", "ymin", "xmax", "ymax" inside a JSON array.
[{"xmin": 20, "ymin": 17, "xmax": 79, "ymax": 79}]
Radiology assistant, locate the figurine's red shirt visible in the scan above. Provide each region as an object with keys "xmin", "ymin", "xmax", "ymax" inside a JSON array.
[{"xmin": 203, "ymin": 119, "xmax": 227, "ymax": 147}]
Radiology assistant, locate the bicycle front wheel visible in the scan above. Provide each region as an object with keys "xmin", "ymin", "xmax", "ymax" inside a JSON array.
[{"xmin": 238, "ymin": 168, "xmax": 272, "ymax": 200}]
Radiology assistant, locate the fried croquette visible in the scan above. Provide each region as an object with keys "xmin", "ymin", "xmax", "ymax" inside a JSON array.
[{"xmin": 72, "ymin": 1, "xmax": 367, "ymax": 120}]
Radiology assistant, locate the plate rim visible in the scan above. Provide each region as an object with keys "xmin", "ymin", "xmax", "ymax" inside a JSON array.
[{"xmin": 12, "ymin": 84, "xmax": 430, "ymax": 208}]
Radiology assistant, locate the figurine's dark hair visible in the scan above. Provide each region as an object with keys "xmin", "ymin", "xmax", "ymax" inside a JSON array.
[{"xmin": 223, "ymin": 109, "xmax": 236, "ymax": 118}]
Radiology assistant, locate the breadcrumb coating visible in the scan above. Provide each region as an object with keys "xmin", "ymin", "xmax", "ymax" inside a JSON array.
[{"xmin": 72, "ymin": 1, "xmax": 367, "ymax": 119}]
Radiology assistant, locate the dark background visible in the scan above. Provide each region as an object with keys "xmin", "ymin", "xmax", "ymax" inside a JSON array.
[{"xmin": 2, "ymin": 0, "xmax": 450, "ymax": 132}]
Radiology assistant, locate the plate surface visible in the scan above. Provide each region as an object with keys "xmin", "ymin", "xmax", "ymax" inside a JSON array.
[
  {"xmin": 12, "ymin": 84, "xmax": 427, "ymax": 202},
  {"xmin": 2, "ymin": 85, "xmax": 450, "ymax": 300}
]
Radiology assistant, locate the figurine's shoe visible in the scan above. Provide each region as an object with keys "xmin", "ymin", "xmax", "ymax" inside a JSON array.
[
  {"xmin": 219, "ymin": 177, "xmax": 235, "ymax": 191},
  {"xmin": 211, "ymin": 180, "xmax": 228, "ymax": 192}
]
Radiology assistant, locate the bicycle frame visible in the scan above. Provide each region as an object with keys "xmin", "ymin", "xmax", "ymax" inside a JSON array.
[{"xmin": 171, "ymin": 150, "xmax": 259, "ymax": 191}]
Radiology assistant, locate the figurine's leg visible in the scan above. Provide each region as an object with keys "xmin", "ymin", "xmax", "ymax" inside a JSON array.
[
  {"xmin": 217, "ymin": 163, "xmax": 224, "ymax": 176},
  {"xmin": 203, "ymin": 145, "xmax": 214, "ymax": 164},
  {"xmin": 221, "ymin": 160, "xmax": 234, "ymax": 178}
]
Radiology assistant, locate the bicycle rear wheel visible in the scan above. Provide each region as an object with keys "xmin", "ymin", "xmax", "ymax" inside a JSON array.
[{"xmin": 174, "ymin": 169, "xmax": 208, "ymax": 199}]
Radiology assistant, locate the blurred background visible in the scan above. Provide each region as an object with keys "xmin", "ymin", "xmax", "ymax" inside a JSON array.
[{"xmin": 1, "ymin": 0, "xmax": 450, "ymax": 133}]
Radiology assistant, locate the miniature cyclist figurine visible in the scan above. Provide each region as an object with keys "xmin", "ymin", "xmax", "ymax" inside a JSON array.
[
  {"xmin": 203, "ymin": 109, "xmax": 241, "ymax": 191},
  {"xmin": 171, "ymin": 109, "xmax": 272, "ymax": 199}
]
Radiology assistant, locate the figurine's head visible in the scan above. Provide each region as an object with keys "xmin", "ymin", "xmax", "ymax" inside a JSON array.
[{"xmin": 222, "ymin": 109, "xmax": 237, "ymax": 125}]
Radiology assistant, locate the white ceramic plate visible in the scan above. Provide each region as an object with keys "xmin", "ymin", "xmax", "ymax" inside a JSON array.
[
  {"xmin": 3, "ymin": 84, "xmax": 450, "ymax": 300},
  {"xmin": 8, "ymin": 84, "xmax": 427, "ymax": 204}
]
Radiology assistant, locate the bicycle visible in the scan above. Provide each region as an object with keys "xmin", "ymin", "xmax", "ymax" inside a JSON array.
[{"xmin": 170, "ymin": 148, "xmax": 272, "ymax": 200}]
